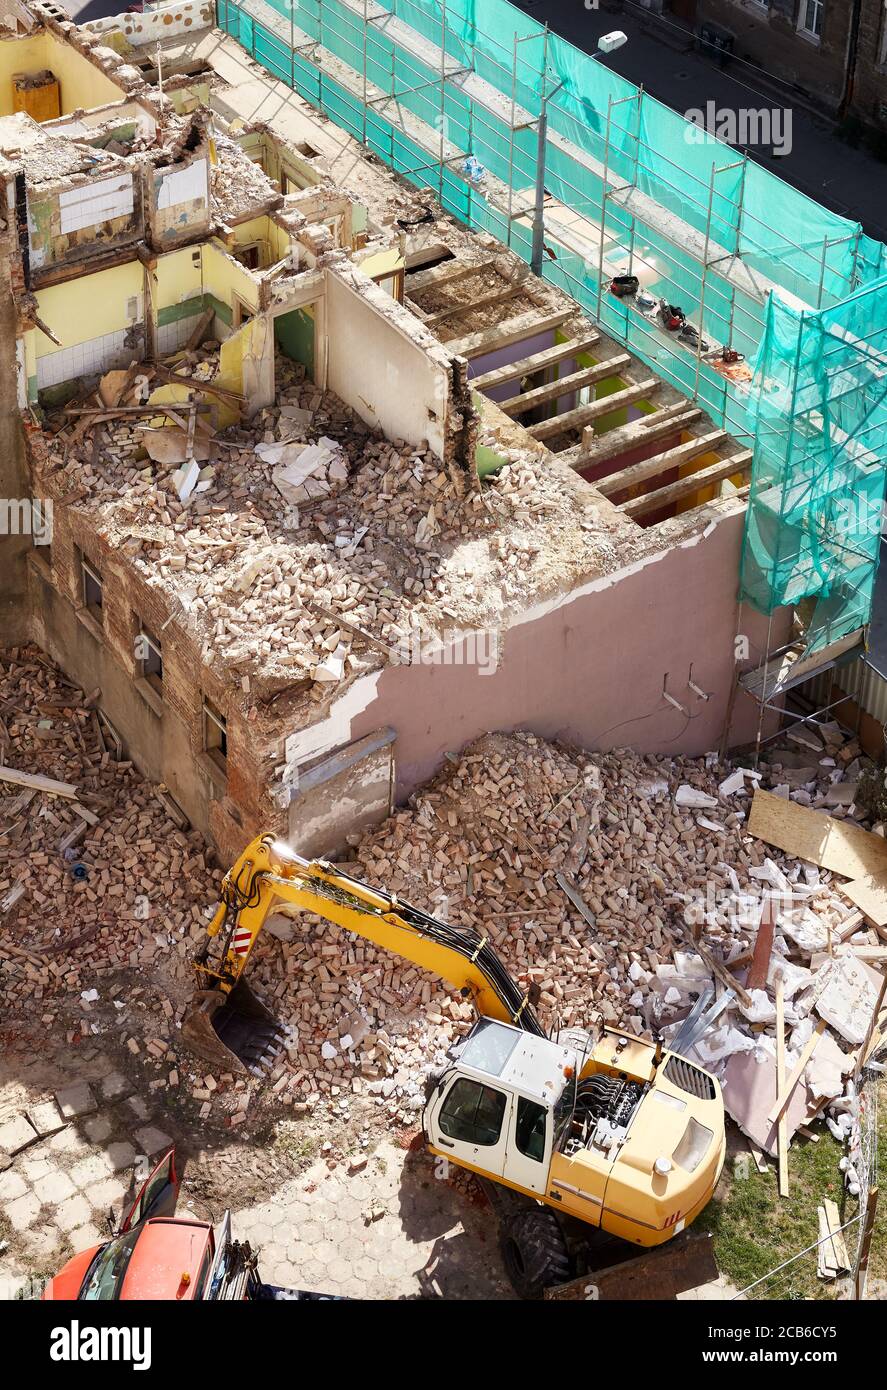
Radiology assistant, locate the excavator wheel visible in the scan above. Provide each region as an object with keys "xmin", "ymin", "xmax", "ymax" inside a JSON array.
[{"xmin": 499, "ymin": 1205, "xmax": 572, "ymax": 1300}]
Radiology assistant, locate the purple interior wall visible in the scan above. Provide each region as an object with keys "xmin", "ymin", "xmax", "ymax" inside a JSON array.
[{"xmin": 468, "ymin": 331, "xmax": 555, "ymax": 405}]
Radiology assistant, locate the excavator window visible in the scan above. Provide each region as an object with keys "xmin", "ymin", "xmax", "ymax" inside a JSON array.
[
  {"xmin": 439, "ymin": 1078, "xmax": 507, "ymax": 1147},
  {"xmin": 515, "ymin": 1097, "xmax": 547, "ymax": 1162}
]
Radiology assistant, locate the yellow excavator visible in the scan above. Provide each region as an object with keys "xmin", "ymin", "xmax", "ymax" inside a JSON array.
[{"xmin": 184, "ymin": 834, "xmax": 726, "ymax": 1296}]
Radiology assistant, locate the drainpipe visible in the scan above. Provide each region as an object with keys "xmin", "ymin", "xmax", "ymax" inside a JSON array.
[{"xmin": 838, "ymin": 0, "xmax": 863, "ymax": 120}]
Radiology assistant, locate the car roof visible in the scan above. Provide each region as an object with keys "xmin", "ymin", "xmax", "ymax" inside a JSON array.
[{"xmin": 118, "ymin": 1218, "xmax": 212, "ymax": 1301}]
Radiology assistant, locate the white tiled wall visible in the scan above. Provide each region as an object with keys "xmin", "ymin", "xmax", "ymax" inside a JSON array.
[
  {"xmin": 58, "ymin": 175, "xmax": 134, "ymax": 235},
  {"xmin": 155, "ymin": 313, "xmax": 202, "ymax": 355},
  {"xmin": 36, "ymin": 329, "xmax": 134, "ymax": 390}
]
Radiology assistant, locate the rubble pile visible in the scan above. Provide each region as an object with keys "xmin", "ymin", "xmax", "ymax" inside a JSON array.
[
  {"xmin": 36, "ymin": 351, "xmax": 621, "ymax": 689},
  {"xmin": 2, "ymin": 650, "xmax": 881, "ymax": 1187}
]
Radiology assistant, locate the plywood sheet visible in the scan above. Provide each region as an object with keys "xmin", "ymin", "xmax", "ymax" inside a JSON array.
[
  {"xmin": 840, "ymin": 874, "xmax": 887, "ymax": 927},
  {"xmin": 748, "ymin": 789, "xmax": 887, "ymax": 880}
]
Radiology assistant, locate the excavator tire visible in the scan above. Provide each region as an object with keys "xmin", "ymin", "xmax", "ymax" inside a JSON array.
[{"xmin": 499, "ymin": 1205, "xmax": 572, "ymax": 1300}]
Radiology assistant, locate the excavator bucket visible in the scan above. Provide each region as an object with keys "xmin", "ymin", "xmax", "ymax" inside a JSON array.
[{"xmin": 182, "ymin": 981, "xmax": 289, "ymax": 1077}]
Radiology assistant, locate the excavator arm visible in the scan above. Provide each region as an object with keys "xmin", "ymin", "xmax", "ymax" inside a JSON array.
[{"xmin": 184, "ymin": 834, "xmax": 544, "ymax": 1073}]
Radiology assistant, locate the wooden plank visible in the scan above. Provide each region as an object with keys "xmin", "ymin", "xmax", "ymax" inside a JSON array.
[
  {"xmin": 0, "ymin": 765, "xmax": 77, "ymax": 798},
  {"xmin": 823, "ymin": 1198, "xmax": 850, "ymax": 1273},
  {"xmin": 748, "ymin": 788, "xmax": 887, "ymax": 880},
  {"xmin": 767, "ymin": 1018, "xmax": 827, "ymax": 1123},
  {"xmin": 748, "ymin": 1140, "xmax": 770, "ymax": 1173},
  {"xmin": 446, "ymin": 309, "xmax": 573, "ymax": 360},
  {"xmin": 597, "ymin": 430, "xmax": 728, "ymax": 497},
  {"xmin": 407, "ymin": 256, "xmax": 496, "ymax": 294},
  {"xmin": 184, "ymin": 306, "xmax": 214, "ymax": 352},
  {"xmin": 470, "ymin": 334, "xmax": 600, "ymax": 392},
  {"xmin": 855, "ymin": 1186, "xmax": 879, "ymax": 1299},
  {"xmin": 776, "ymin": 976, "xmax": 789, "ymax": 1198},
  {"xmin": 499, "ymin": 356, "xmax": 631, "ymax": 416},
  {"xmin": 747, "ymin": 895, "xmax": 777, "ymax": 991},
  {"xmin": 619, "ymin": 451, "xmax": 753, "ymax": 517},
  {"xmin": 840, "ymin": 874, "xmax": 887, "ymax": 927},
  {"xmin": 817, "ymin": 1206, "xmax": 838, "ymax": 1280},
  {"xmin": 428, "ymin": 284, "xmax": 522, "ymax": 326},
  {"xmin": 70, "ymin": 800, "xmax": 99, "ymax": 826},
  {"xmin": 529, "ymin": 378, "xmax": 660, "ymax": 442}
]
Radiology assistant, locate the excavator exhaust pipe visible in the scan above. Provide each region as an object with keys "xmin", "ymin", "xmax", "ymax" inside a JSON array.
[{"xmin": 182, "ymin": 981, "xmax": 289, "ymax": 1078}]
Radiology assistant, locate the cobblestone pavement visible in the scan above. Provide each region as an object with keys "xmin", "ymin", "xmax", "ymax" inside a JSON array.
[{"xmin": 232, "ymin": 1144, "xmax": 514, "ymax": 1300}]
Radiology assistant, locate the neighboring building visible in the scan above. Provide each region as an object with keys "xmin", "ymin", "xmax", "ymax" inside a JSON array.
[{"xmin": 690, "ymin": 0, "xmax": 887, "ymax": 131}]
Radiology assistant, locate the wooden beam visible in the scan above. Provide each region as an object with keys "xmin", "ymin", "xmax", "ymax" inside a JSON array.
[
  {"xmin": 500, "ymin": 355, "xmax": 632, "ymax": 416},
  {"xmin": 597, "ymin": 430, "xmax": 728, "ymax": 497},
  {"xmin": 428, "ymin": 284, "xmax": 523, "ymax": 326},
  {"xmin": 566, "ymin": 407, "xmax": 703, "ymax": 471},
  {"xmin": 407, "ymin": 256, "xmax": 497, "ymax": 294},
  {"xmin": 0, "ymin": 765, "xmax": 77, "ymax": 799},
  {"xmin": 618, "ymin": 451, "xmax": 752, "ymax": 517},
  {"xmin": 767, "ymin": 1018, "xmax": 827, "ymax": 1124},
  {"xmin": 471, "ymin": 334, "xmax": 600, "ymax": 392},
  {"xmin": 446, "ymin": 309, "xmax": 573, "ymax": 360},
  {"xmin": 529, "ymin": 378, "xmax": 660, "ymax": 442},
  {"xmin": 776, "ymin": 976, "xmax": 789, "ymax": 1199}
]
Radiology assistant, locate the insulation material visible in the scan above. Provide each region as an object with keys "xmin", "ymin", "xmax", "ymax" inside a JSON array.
[
  {"xmin": 805, "ymin": 1030, "xmax": 853, "ymax": 1101},
  {"xmin": 59, "ymin": 174, "xmax": 134, "ymax": 234}
]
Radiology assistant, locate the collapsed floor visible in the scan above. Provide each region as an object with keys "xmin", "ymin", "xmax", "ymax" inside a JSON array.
[{"xmin": 32, "ymin": 345, "xmax": 626, "ymax": 697}]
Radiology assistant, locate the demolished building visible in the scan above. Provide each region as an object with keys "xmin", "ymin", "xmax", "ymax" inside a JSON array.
[{"xmin": 0, "ymin": 0, "xmax": 789, "ymax": 866}]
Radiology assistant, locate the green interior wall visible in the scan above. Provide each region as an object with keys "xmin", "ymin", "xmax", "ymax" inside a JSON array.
[{"xmin": 274, "ymin": 306, "xmax": 315, "ymax": 378}]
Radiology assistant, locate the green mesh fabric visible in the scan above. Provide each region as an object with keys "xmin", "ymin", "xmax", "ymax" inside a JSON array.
[
  {"xmin": 216, "ymin": 0, "xmax": 887, "ymax": 636},
  {"xmin": 738, "ymin": 276, "xmax": 887, "ymax": 649}
]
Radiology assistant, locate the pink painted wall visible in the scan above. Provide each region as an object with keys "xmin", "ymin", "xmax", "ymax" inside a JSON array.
[{"xmin": 342, "ymin": 508, "xmax": 785, "ymax": 797}]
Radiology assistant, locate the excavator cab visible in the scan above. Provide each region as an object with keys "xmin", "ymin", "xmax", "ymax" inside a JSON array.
[{"xmin": 423, "ymin": 1017, "xmax": 725, "ymax": 1292}]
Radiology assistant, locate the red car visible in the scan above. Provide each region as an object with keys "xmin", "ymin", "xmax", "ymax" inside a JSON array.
[
  {"xmin": 43, "ymin": 1147, "xmax": 340, "ymax": 1301},
  {"xmin": 45, "ymin": 1150, "xmax": 249, "ymax": 1301}
]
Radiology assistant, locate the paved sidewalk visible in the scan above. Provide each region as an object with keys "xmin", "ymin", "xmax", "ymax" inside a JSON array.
[{"xmin": 233, "ymin": 1143, "xmax": 514, "ymax": 1300}]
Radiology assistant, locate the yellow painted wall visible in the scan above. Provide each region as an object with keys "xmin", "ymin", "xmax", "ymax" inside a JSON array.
[
  {"xmin": 154, "ymin": 244, "xmax": 203, "ymax": 312},
  {"xmin": 0, "ymin": 31, "xmax": 123, "ymax": 118},
  {"xmin": 35, "ymin": 259, "xmax": 143, "ymax": 356},
  {"xmin": 203, "ymin": 241, "xmax": 260, "ymax": 313},
  {"xmin": 360, "ymin": 247, "xmax": 403, "ymax": 280}
]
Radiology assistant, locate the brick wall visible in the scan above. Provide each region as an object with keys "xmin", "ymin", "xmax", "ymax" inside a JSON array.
[{"xmin": 25, "ymin": 445, "xmax": 288, "ymax": 863}]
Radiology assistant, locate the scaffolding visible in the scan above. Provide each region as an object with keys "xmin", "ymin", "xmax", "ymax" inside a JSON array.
[
  {"xmin": 216, "ymin": 0, "xmax": 886, "ymax": 432},
  {"xmin": 215, "ymin": 0, "xmax": 887, "ymax": 655}
]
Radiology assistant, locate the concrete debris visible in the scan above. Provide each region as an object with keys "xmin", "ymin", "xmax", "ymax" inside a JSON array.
[
  {"xmin": 1, "ymin": 650, "xmax": 882, "ymax": 1188},
  {"xmin": 33, "ymin": 339, "xmax": 627, "ymax": 692}
]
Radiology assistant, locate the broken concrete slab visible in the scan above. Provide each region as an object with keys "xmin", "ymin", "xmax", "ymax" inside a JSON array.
[
  {"xmin": 0, "ymin": 1115, "xmax": 39, "ymax": 1157},
  {"xmin": 26, "ymin": 1101, "xmax": 66, "ymax": 1138},
  {"xmin": 722, "ymin": 1043, "xmax": 815, "ymax": 1157},
  {"xmin": 99, "ymin": 1071, "xmax": 134, "ymax": 1102},
  {"xmin": 55, "ymin": 1082, "xmax": 98, "ymax": 1120},
  {"xmin": 133, "ymin": 1125, "xmax": 173, "ymax": 1157}
]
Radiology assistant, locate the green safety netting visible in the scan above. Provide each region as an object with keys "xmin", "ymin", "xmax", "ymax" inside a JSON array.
[
  {"xmin": 215, "ymin": 0, "xmax": 887, "ymax": 637},
  {"xmin": 739, "ymin": 275, "xmax": 887, "ymax": 651}
]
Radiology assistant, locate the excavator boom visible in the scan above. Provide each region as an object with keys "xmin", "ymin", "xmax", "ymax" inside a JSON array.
[{"xmin": 184, "ymin": 834, "xmax": 543, "ymax": 1074}]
